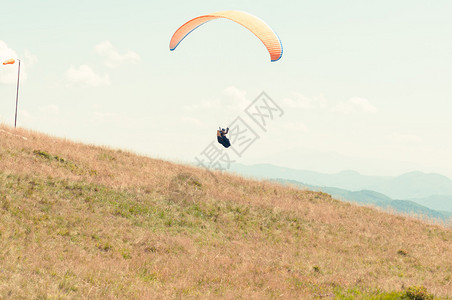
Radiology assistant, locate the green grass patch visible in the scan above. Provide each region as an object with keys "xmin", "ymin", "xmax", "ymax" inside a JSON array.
[{"xmin": 0, "ymin": 172, "xmax": 306, "ymax": 241}]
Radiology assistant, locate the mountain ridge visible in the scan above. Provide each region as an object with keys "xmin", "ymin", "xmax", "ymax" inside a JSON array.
[
  {"xmin": 273, "ymin": 178, "xmax": 452, "ymax": 222},
  {"xmin": 229, "ymin": 163, "xmax": 452, "ymax": 201}
]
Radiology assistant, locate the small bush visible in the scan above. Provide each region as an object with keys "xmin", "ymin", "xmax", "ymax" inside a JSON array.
[
  {"xmin": 168, "ymin": 172, "xmax": 204, "ymax": 204},
  {"xmin": 98, "ymin": 152, "xmax": 116, "ymax": 161},
  {"xmin": 121, "ymin": 249, "xmax": 132, "ymax": 259},
  {"xmin": 33, "ymin": 150, "xmax": 81, "ymax": 173},
  {"xmin": 404, "ymin": 286, "xmax": 433, "ymax": 300},
  {"xmin": 33, "ymin": 150, "xmax": 52, "ymax": 160},
  {"xmin": 97, "ymin": 242, "xmax": 112, "ymax": 252},
  {"xmin": 397, "ymin": 249, "xmax": 408, "ymax": 256}
]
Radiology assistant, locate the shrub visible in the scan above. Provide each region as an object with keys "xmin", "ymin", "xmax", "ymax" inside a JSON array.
[
  {"xmin": 397, "ymin": 249, "xmax": 408, "ymax": 256},
  {"xmin": 404, "ymin": 286, "xmax": 433, "ymax": 300}
]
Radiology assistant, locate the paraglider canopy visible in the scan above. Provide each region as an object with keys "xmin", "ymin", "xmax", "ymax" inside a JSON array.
[{"xmin": 169, "ymin": 10, "xmax": 283, "ymax": 62}]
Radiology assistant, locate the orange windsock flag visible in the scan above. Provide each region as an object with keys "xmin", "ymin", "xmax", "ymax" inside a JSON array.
[{"xmin": 3, "ymin": 59, "xmax": 15, "ymax": 65}]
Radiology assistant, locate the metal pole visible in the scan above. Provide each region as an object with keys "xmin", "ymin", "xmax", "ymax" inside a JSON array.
[{"xmin": 14, "ymin": 59, "xmax": 20, "ymax": 128}]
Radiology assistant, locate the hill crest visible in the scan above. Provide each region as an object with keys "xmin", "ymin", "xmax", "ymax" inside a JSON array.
[{"xmin": 1, "ymin": 125, "xmax": 451, "ymax": 299}]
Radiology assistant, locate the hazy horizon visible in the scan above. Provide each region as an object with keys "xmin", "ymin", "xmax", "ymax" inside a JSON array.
[{"xmin": 1, "ymin": 1, "xmax": 452, "ymax": 178}]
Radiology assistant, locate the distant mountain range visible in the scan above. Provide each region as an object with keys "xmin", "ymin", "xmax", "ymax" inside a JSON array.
[
  {"xmin": 228, "ymin": 163, "xmax": 452, "ymax": 219},
  {"xmin": 407, "ymin": 195, "xmax": 452, "ymax": 213},
  {"xmin": 274, "ymin": 179, "xmax": 452, "ymax": 221}
]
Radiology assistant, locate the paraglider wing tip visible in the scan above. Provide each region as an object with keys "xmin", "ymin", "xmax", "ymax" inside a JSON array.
[
  {"xmin": 271, "ymin": 55, "xmax": 282, "ymax": 62},
  {"xmin": 270, "ymin": 32, "xmax": 283, "ymax": 62}
]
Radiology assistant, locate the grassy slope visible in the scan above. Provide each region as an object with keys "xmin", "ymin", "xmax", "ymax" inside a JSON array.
[{"xmin": 0, "ymin": 125, "xmax": 451, "ymax": 299}]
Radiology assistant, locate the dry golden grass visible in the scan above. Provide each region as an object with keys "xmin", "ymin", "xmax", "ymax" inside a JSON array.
[{"xmin": 0, "ymin": 124, "xmax": 451, "ymax": 299}]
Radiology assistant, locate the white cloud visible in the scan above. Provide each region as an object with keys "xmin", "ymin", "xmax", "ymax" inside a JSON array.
[
  {"xmin": 281, "ymin": 121, "xmax": 309, "ymax": 133},
  {"xmin": 183, "ymin": 100, "xmax": 212, "ymax": 111},
  {"xmin": 387, "ymin": 132, "xmax": 423, "ymax": 144},
  {"xmin": 0, "ymin": 41, "xmax": 20, "ymax": 85},
  {"xmin": 333, "ymin": 97, "xmax": 377, "ymax": 114},
  {"xmin": 223, "ymin": 85, "xmax": 247, "ymax": 102},
  {"xmin": 24, "ymin": 50, "xmax": 38, "ymax": 65},
  {"xmin": 95, "ymin": 41, "xmax": 140, "ymax": 68},
  {"xmin": 39, "ymin": 105, "xmax": 59, "ymax": 114},
  {"xmin": 66, "ymin": 65, "xmax": 110, "ymax": 87},
  {"xmin": 283, "ymin": 93, "xmax": 327, "ymax": 109},
  {"xmin": 221, "ymin": 86, "xmax": 249, "ymax": 110},
  {"xmin": 64, "ymin": 42, "xmax": 139, "ymax": 87},
  {"xmin": 181, "ymin": 117, "xmax": 203, "ymax": 126},
  {"xmin": 184, "ymin": 86, "xmax": 249, "ymax": 112},
  {"xmin": 90, "ymin": 111, "xmax": 141, "ymax": 129},
  {"xmin": 0, "ymin": 41, "xmax": 37, "ymax": 85},
  {"xmin": 19, "ymin": 110, "xmax": 32, "ymax": 122}
]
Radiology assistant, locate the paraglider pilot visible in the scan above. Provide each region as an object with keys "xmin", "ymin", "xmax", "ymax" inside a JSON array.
[{"xmin": 217, "ymin": 127, "xmax": 231, "ymax": 148}]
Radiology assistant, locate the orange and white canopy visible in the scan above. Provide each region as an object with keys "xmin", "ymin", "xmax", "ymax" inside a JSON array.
[{"xmin": 170, "ymin": 10, "xmax": 283, "ymax": 62}]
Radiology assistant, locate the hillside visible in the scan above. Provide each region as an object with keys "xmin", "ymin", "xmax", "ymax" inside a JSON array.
[{"xmin": 1, "ymin": 124, "xmax": 452, "ymax": 299}]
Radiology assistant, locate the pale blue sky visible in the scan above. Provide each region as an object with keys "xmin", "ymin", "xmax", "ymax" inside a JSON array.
[{"xmin": 1, "ymin": 0, "xmax": 452, "ymax": 177}]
